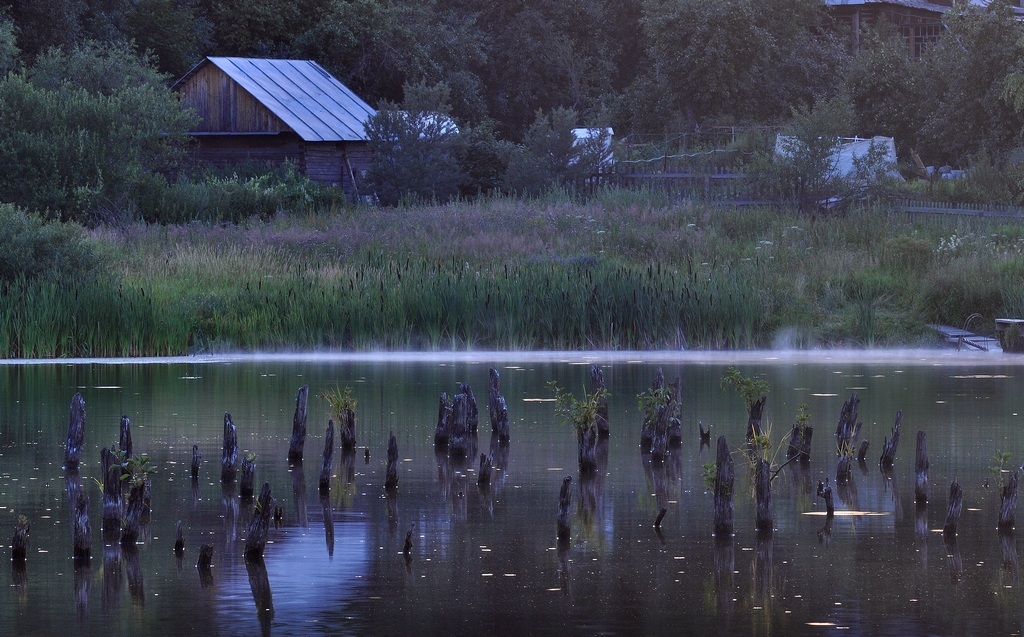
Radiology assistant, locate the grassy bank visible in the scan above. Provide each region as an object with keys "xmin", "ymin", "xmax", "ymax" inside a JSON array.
[{"xmin": 4, "ymin": 192, "xmax": 1024, "ymax": 357}]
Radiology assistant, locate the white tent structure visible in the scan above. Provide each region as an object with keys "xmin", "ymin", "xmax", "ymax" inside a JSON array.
[{"xmin": 774, "ymin": 135, "xmax": 902, "ymax": 182}]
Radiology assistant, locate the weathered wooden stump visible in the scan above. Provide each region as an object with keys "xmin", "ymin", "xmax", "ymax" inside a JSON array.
[
  {"xmin": 73, "ymin": 489, "xmax": 91, "ymax": 562},
  {"xmin": 640, "ymin": 368, "xmax": 665, "ymax": 451},
  {"xmin": 385, "ymin": 431, "xmax": 400, "ymax": 490},
  {"xmin": 221, "ymin": 412, "xmax": 238, "ymax": 483},
  {"xmin": 699, "ymin": 421, "xmax": 711, "ymax": 447},
  {"xmin": 240, "ymin": 454, "xmax": 257, "ymax": 499},
  {"xmin": 488, "ymin": 368, "xmax": 503, "ymax": 431},
  {"xmin": 834, "ymin": 392, "xmax": 862, "ymax": 455},
  {"xmin": 999, "ymin": 470, "xmax": 1019, "ymax": 531},
  {"xmin": 174, "ymin": 520, "xmax": 185, "ymax": 556},
  {"xmin": 755, "ymin": 457, "xmax": 773, "ymax": 535},
  {"xmin": 478, "ymin": 453, "xmax": 493, "ymax": 486},
  {"xmin": 245, "ymin": 557, "xmax": 275, "ymax": 630},
  {"xmin": 460, "ymin": 382, "xmax": 479, "ymax": 433},
  {"xmin": 65, "ymin": 393, "xmax": 86, "ymax": 470},
  {"xmin": 197, "ymin": 544, "xmax": 214, "ymax": 588},
  {"xmin": 318, "ymin": 420, "xmax": 335, "ymax": 493},
  {"xmin": 557, "ymin": 476, "xmax": 573, "ymax": 541},
  {"xmin": 857, "ymin": 440, "xmax": 870, "ymax": 464},
  {"xmin": 449, "ymin": 392, "xmax": 470, "ymax": 456},
  {"xmin": 321, "ymin": 493, "xmax": 334, "ymax": 557},
  {"xmin": 577, "ymin": 425, "xmax": 599, "ymax": 473},
  {"xmin": 191, "ymin": 444, "xmax": 202, "ymax": 480},
  {"xmin": 589, "ymin": 365, "xmax": 610, "ymax": 439},
  {"xmin": 11, "ymin": 517, "xmax": 29, "ymax": 562},
  {"xmin": 244, "ymin": 482, "xmax": 275, "ymax": 560},
  {"xmin": 649, "ymin": 405, "xmax": 670, "ymax": 463},
  {"xmin": 746, "ymin": 396, "xmax": 767, "ymax": 442},
  {"xmin": 943, "ymin": 481, "xmax": 963, "ymax": 536},
  {"xmin": 836, "ymin": 455, "xmax": 852, "ymax": 483},
  {"xmin": 291, "ymin": 460, "xmax": 307, "ymax": 528},
  {"xmin": 287, "ymin": 385, "xmax": 310, "ymax": 462},
  {"xmin": 713, "ymin": 436, "xmax": 735, "ymax": 537},
  {"xmin": 434, "ymin": 392, "xmax": 452, "ymax": 447},
  {"xmin": 121, "ymin": 479, "xmax": 146, "ymax": 546},
  {"xmin": 119, "ymin": 416, "xmax": 133, "ymax": 458},
  {"xmin": 787, "ymin": 424, "xmax": 813, "ymax": 462},
  {"xmin": 101, "ymin": 447, "xmax": 123, "ymax": 537},
  {"xmin": 339, "ymin": 404, "xmax": 357, "ymax": 452},
  {"xmin": 879, "ymin": 410, "xmax": 903, "ymax": 467},
  {"xmin": 817, "ymin": 478, "xmax": 835, "ymax": 516},
  {"xmin": 493, "ymin": 395, "xmax": 510, "ymax": 443},
  {"xmin": 915, "ymin": 430, "xmax": 929, "ymax": 505}
]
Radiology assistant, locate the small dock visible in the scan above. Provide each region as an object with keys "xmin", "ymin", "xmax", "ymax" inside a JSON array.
[{"xmin": 926, "ymin": 324, "xmax": 1001, "ymax": 351}]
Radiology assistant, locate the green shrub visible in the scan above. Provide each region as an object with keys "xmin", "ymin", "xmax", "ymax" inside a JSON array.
[
  {"xmin": 0, "ymin": 204, "xmax": 99, "ymax": 283},
  {"xmin": 880, "ymin": 235, "xmax": 933, "ymax": 274}
]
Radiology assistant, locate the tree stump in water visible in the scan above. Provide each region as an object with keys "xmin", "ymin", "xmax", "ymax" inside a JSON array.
[
  {"xmin": 434, "ymin": 392, "xmax": 452, "ymax": 447},
  {"xmin": 915, "ymin": 430, "xmax": 929, "ymax": 505},
  {"xmin": 713, "ymin": 436, "xmax": 735, "ymax": 537},
  {"xmin": 999, "ymin": 470, "xmax": 1019, "ymax": 531},
  {"xmin": 478, "ymin": 453, "xmax": 492, "ymax": 486},
  {"xmin": 746, "ymin": 396, "xmax": 767, "ymax": 441},
  {"xmin": 73, "ymin": 489, "xmax": 91, "ymax": 562},
  {"xmin": 11, "ymin": 517, "xmax": 29, "ymax": 562},
  {"xmin": 339, "ymin": 405, "xmax": 357, "ymax": 452},
  {"xmin": 943, "ymin": 481, "xmax": 963, "ymax": 537},
  {"xmin": 191, "ymin": 444, "xmax": 202, "ymax": 480},
  {"xmin": 385, "ymin": 432, "xmax": 400, "ymax": 490},
  {"xmin": 699, "ymin": 422, "xmax": 711, "ymax": 448},
  {"xmin": 649, "ymin": 405, "xmax": 670, "ymax": 463},
  {"xmin": 287, "ymin": 385, "xmax": 310, "ymax": 462},
  {"xmin": 577, "ymin": 426, "xmax": 599, "ymax": 473},
  {"xmin": 837, "ymin": 455, "xmax": 852, "ymax": 483},
  {"xmin": 488, "ymin": 368, "xmax": 503, "ymax": 431},
  {"xmin": 879, "ymin": 410, "xmax": 903, "ymax": 467},
  {"xmin": 119, "ymin": 416, "xmax": 133, "ymax": 458},
  {"xmin": 197, "ymin": 543, "xmax": 214, "ymax": 569},
  {"xmin": 639, "ymin": 369, "xmax": 665, "ymax": 451},
  {"xmin": 817, "ymin": 478, "xmax": 835, "ymax": 516},
  {"xmin": 460, "ymin": 382, "xmax": 479, "ymax": 434},
  {"xmin": 834, "ymin": 393, "xmax": 862, "ymax": 455},
  {"xmin": 755, "ymin": 457, "xmax": 773, "ymax": 535},
  {"xmin": 787, "ymin": 425, "xmax": 813, "ymax": 463},
  {"xmin": 101, "ymin": 447, "xmax": 123, "ymax": 536},
  {"xmin": 121, "ymin": 480, "xmax": 146, "ymax": 545},
  {"xmin": 556, "ymin": 476, "xmax": 573, "ymax": 541},
  {"xmin": 857, "ymin": 440, "xmax": 870, "ymax": 464},
  {"xmin": 449, "ymin": 392, "xmax": 470, "ymax": 457},
  {"xmin": 221, "ymin": 413, "xmax": 238, "ymax": 483},
  {"xmin": 240, "ymin": 455, "xmax": 257, "ymax": 499},
  {"xmin": 589, "ymin": 365, "xmax": 610, "ymax": 439},
  {"xmin": 318, "ymin": 420, "xmax": 335, "ymax": 493},
  {"xmin": 65, "ymin": 393, "xmax": 86, "ymax": 470},
  {"xmin": 493, "ymin": 395, "xmax": 510, "ymax": 443},
  {"xmin": 245, "ymin": 482, "xmax": 275, "ymax": 561}
]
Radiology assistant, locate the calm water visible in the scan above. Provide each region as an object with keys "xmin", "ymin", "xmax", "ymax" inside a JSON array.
[{"xmin": 2, "ymin": 351, "xmax": 1024, "ymax": 636}]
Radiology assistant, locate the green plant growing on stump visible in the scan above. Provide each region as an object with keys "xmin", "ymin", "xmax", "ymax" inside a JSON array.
[
  {"xmin": 720, "ymin": 366, "xmax": 769, "ymax": 411},
  {"xmin": 320, "ymin": 385, "xmax": 357, "ymax": 420},
  {"xmin": 990, "ymin": 450, "xmax": 1013, "ymax": 489},
  {"xmin": 548, "ymin": 380, "xmax": 608, "ymax": 472}
]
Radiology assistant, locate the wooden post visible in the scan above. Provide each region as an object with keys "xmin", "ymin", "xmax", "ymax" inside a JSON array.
[
  {"xmin": 287, "ymin": 385, "xmax": 309, "ymax": 462},
  {"xmin": 11, "ymin": 517, "xmax": 29, "ymax": 562},
  {"xmin": 73, "ymin": 489, "xmax": 91, "ymax": 562},
  {"xmin": 318, "ymin": 420, "xmax": 335, "ymax": 493},
  {"xmin": 434, "ymin": 392, "xmax": 451, "ymax": 447},
  {"xmin": 101, "ymin": 447, "xmax": 122, "ymax": 536},
  {"xmin": 119, "ymin": 416, "xmax": 133, "ymax": 458},
  {"xmin": 879, "ymin": 410, "xmax": 903, "ymax": 467},
  {"xmin": 755, "ymin": 457, "xmax": 772, "ymax": 534},
  {"xmin": 240, "ymin": 455, "xmax": 256, "ymax": 499},
  {"xmin": 121, "ymin": 480, "xmax": 146, "ymax": 545},
  {"xmin": 460, "ymin": 382, "xmax": 479, "ymax": 434},
  {"xmin": 943, "ymin": 481, "xmax": 963, "ymax": 536},
  {"xmin": 713, "ymin": 436, "xmax": 735, "ymax": 537},
  {"xmin": 191, "ymin": 444, "xmax": 202, "ymax": 480},
  {"xmin": 915, "ymin": 430, "xmax": 929, "ymax": 505},
  {"xmin": 589, "ymin": 365, "xmax": 609, "ymax": 439},
  {"xmin": 65, "ymin": 393, "xmax": 86, "ymax": 469},
  {"xmin": 478, "ymin": 453, "xmax": 492, "ymax": 486},
  {"xmin": 221, "ymin": 412, "xmax": 238, "ymax": 483},
  {"xmin": 557, "ymin": 476, "xmax": 573, "ymax": 541},
  {"xmin": 999, "ymin": 471, "xmax": 1019, "ymax": 531},
  {"xmin": 385, "ymin": 431, "xmax": 399, "ymax": 490},
  {"xmin": 244, "ymin": 482, "xmax": 275, "ymax": 560}
]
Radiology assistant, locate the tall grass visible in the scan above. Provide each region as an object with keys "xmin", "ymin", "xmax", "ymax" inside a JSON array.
[{"xmin": 5, "ymin": 193, "xmax": 1024, "ymax": 357}]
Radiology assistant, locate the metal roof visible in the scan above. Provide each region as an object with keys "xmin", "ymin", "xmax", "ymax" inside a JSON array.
[{"xmin": 175, "ymin": 57, "xmax": 376, "ymax": 142}]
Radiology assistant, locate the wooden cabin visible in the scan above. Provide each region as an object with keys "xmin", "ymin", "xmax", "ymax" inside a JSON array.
[
  {"xmin": 173, "ymin": 57, "xmax": 376, "ymax": 197},
  {"xmin": 825, "ymin": 0, "xmax": 951, "ymax": 57}
]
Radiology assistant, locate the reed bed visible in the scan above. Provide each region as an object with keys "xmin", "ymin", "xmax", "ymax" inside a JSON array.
[{"xmin": 5, "ymin": 194, "xmax": 1024, "ymax": 357}]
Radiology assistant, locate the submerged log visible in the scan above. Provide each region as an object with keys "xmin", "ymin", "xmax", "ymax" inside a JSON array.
[
  {"xmin": 121, "ymin": 480, "xmax": 146, "ymax": 545},
  {"xmin": 119, "ymin": 416, "xmax": 133, "ymax": 458},
  {"xmin": 556, "ymin": 476, "xmax": 573, "ymax": 541},
  {"xmin": 943, "ymin": 481, "xmax": 963, "ymax": 536},
  {"xmin": 73, "ymin": 489, "xmax": 91, "ymax": 562},
  {"xmin": 755, "ymin": 457, "xmax": 773, "ymax": 534},
  {"xmin": 589, "ymin": 365, "xmax": 610, "ymax": 439},
  {"xmin": 713, "ymin": 436, "xmax": 735, "ymax": 537},
  {"xmin": 339, "ymin": 405, "xmax": 357, "ymax": 452},
  {"xmin": 65, "ymin": 393, "xmax": 87, "ymax": 469},
  {"xmin": 11, "ymin": 517, "xmax": 29, "ymax": 562},
  {"xmin": 879, "ymin": 410, "xmax": 903, "ymax": 467},
  {"xmin": 434, "ymin": 392, "xmax": 452, "ymax": 447},
  {"xmin": 221, "ymin": 412, "xmax": 238, "ymax": 483},
  {"xmin": 478, "ymin": 453, "xmax": 493, "ymax": 486},
  {"xmin": 817, "ymin": 478, "xmax": 835, "ymax": 516},
  {"xmin": 834, "ymin": 392, "xmax": 862, "ymax": 455},
  {"xmin": 101, "ymin": 447, "xmax": 123, "ymax": 536},
  {"xmin": 460, "ymin": 382, "xmax": 479, "ymax": 434},
  {"xmin": 385, "ymin": 432, "xmax": 400, "ymax": 490},
  {"xmin": 318, "ymin": 420, "xmax": 335, "ymax": 493},
  {"xmin": 191, "ymin": 444, "xmax": 202, "ymax": 480},
  {"xmin": 915, "ymin": 430, "xmax": 929, "ymax": 505},
  {"xmin": 999, "ymin": 471, "xmax": 1019, "ymax": 531},
  {"xmin": 287, "ymin": 385, "xmax": 310, "ymax": 462},
  {"xmin": 240, "ymin": 455, "xmax": 257, "ymax": 499},
  {"xmin": 244, "ymin": 482, "xmax": 275, "ymax": 560}
]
